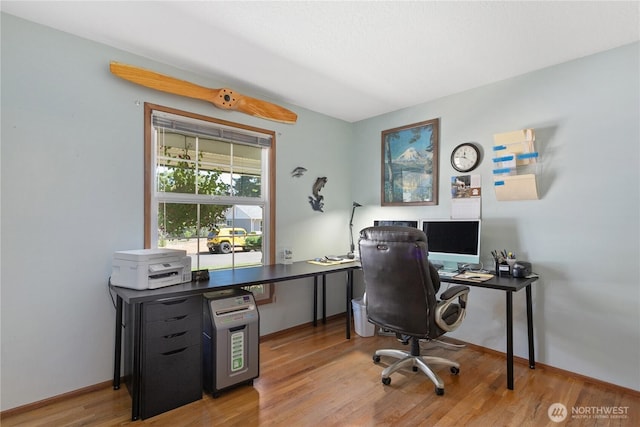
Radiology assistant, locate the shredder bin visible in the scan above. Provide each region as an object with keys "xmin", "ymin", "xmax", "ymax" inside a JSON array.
[
  {"xmin": 202, "ymin": 289, "xmax": 260, "ymax": 397},
  {"xmin": 352, "ymin": 297, "xmax": 376, "ymax": 337}
]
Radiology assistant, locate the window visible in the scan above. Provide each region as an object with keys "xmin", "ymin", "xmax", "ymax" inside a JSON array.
[{"xmin": 144, "ymin": 104, "xmax": 275, "ymax": 302}]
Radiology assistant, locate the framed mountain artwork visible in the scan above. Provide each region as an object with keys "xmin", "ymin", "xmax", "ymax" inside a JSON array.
[{"xmin": 381, "ymin": 118, "xmax": 439, "ymax": 206}]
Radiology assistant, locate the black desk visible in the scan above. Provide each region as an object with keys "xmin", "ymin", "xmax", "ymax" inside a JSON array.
[
  {"xmin": 440, "ymin": 273, "xmax": 539, "ymax": 390},
  {"xmin": 111, "ymin": 260, "xmax": 359, "ymax": 420}
]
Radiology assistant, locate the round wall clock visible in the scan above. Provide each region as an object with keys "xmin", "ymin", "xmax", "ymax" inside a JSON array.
[{"xmin": 451, "ymin": 143, "xmax": 481, "ymax": 173}]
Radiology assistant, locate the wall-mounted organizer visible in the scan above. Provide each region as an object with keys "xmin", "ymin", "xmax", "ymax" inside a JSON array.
[{"xmin": 492, "ymin": 129, "xmax": 540, "ymax": 201}]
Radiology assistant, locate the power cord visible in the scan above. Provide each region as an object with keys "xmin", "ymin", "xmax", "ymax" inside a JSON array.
[{"xmin": 107, "ymin": 276, "xmax": 126, "ymax": 328}]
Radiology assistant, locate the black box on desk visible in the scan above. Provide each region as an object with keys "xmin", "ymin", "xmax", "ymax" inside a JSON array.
[
  {"xmin": 512, "ymin": 261, "xmax": 532, "ymax": 278},
  {"xmin": 497, "ymin": 263, "xmax": 511, "ymax": 276}
]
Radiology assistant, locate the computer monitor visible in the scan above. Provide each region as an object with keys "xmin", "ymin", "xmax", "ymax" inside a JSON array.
[
  {"xmin": 420, "ymin": 219, "xmax": 481, "ymax": 272},
  {"xmin": 373, "ymin": 220, "xmax": 418, "ymax": 228}
]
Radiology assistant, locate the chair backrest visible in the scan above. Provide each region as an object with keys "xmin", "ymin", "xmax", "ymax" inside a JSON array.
[{"xmin": 358, "ymin": 226, "xmax": 441, "ymax": 338}]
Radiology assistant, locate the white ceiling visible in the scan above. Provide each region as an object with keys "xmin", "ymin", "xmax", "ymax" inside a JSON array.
[{"xmin": 2, "ymin": 1, "xmax": 639, "ymax": 123}]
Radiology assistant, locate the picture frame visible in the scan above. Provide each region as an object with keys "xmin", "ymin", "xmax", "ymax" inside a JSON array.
[{"xmin": 381, "ymin": 118, "xmax": 439, "ymax": 206}]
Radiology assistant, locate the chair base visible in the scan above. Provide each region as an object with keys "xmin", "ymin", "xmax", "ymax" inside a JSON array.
[
  {"xmin": 420, "ymin": 338, "xmax": 466, "ymax": 350},
  {"xmin": 373, "ymin": 338, "xmax": 460, "ymax": 394}
]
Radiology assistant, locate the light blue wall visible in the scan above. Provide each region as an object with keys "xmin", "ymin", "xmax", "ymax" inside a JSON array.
[
  {"xmin": 1, "ymin": 12, "xmax": 638, "ymax": 412},
  {"xmin": 0, "ymin": 14, "xmax": 352, "ymax": 410},
  {"xmin": 351, "ymin": 42, "xmax": 640, "ymax": 390}
]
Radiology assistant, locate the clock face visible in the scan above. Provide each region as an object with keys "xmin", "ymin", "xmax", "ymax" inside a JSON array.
[{"xmin": 451, "ymin": 143, "xmax": 480, "ymax": 172}]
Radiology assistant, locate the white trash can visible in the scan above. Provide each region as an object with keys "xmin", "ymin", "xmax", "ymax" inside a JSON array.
[{"xmin": 351, "ymin": 297, "xmax": 376, "ymax": 337}]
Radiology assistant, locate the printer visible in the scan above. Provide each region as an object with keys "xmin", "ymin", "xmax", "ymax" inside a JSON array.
[{"xmin": 111, "ymin": 248, "xmax": 192, "ymax": 290}]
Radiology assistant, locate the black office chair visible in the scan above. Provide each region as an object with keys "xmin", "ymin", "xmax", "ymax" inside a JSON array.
[{"xmin": 358, "ymin": 226, "xmax": 470, "ymax": 395}]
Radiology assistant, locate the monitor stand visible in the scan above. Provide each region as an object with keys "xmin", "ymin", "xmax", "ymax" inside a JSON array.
[{"xmin": 436, "ymin": 261, "xmax": 460, "ymax": 274}]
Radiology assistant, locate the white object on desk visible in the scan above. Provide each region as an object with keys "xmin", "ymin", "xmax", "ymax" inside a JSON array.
[
  {"xmin": 277, "ymin": 246, "xmax": 293, "ymax": 264},
  {"xmin": 111, "ymin": 248, "xmax": 192, "ymax": 290}
]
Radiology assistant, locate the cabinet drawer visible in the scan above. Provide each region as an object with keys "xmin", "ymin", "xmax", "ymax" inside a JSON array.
[
  {"xmin": 141, "ymin": 344, "xmax": 202, "ymax": 419},
  {"xmin": 144, "ymin": 296, "xmax": 201, "ymax": 322},
  {"xmin": 146, "ymin": 328, "xmax": 201, "ymax": 354},
  {"xmin": 145, "ymin": 312, "xmax": 200, "ymax": 338}
]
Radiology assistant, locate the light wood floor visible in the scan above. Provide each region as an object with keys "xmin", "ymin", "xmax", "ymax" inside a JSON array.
[{"xmin": 2, "ymin": 316, "xmax": 638, "ymax": 426}]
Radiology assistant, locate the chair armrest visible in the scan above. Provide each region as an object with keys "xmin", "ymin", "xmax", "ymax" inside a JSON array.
[
  {"xmin": 435, "ymin": 286, "xmax": 470, "ymax": 333},
  {"xmin": 440, "ymin": 285, "xmax": 469, "ymax": 302}
]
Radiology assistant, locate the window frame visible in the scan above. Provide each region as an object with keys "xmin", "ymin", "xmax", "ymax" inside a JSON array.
[{"xmin": 143, "ymin": 103, "xmax": 276, "ymax": 303}]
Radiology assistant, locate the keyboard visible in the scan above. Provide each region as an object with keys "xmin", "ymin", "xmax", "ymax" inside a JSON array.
[{"xmin": 438, "ymin": 271, "xmax": 458, "ymax": 278}]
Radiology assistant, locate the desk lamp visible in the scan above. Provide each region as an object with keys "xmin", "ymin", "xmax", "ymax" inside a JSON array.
[{"xmin": 347, "ymin": 201, "xmax": 362, "ymax": 259}]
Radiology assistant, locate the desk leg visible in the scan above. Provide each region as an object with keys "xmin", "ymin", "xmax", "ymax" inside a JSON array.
[
  {"xmin": 113, "ymin": 295, "xmax": 122, "ymax": 390},
  {"xmin": 131, "ymin": 303, "xmax": 142, "ymax": 421},
  {"xmin": 346, "ymin": 270, "xmax": 353, "ymax": 339},
  {"xmin": 526, "ymin": 285, "xmax": 535, "ymax": 369},
  {"xmin": 506, "ymin": 291, "xmax": 514, "ymax": 390},
  {"xmin": 313, "ymin": 276, "xmax": 318, "ymax": 327},
  {"xmin": 322, "ymin": 274, "xmax": 327, "ymax": 324}
]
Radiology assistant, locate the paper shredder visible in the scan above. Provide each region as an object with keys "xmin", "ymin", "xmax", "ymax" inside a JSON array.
[{"xmin": 202, "ymin": 289, "xmax": 259, "ymax": 397}]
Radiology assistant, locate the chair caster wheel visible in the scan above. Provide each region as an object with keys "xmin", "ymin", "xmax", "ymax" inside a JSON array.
[
  {"xmin": 382, "ymin": 377, "xmax": 391, "ymax": 385},
  {"xmin": 435, "ymin": 387, "xmax": 444, "ymax": 395},
  {"xmin": 450, "ymin": 366, "xmax": 460, "ymax": 375},
  {"xmin": 373, "ymin": 355, "xmax": 381, "ymax": 363}
]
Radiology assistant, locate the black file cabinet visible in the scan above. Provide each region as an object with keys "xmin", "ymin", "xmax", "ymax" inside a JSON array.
[{"xmin": 126, "ymin": 295, "xmax": 203, "ymax": 419}]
